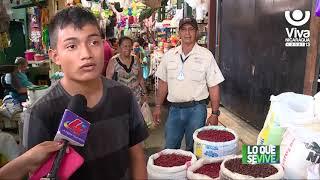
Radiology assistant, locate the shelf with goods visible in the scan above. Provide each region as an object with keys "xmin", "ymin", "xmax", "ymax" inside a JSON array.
[{"xmin": 197, "ymin": 22, "xmax": 208, "ymax": 47}]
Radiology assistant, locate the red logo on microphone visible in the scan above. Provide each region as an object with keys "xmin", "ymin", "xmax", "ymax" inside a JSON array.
[{"xmin": 64, "ymin": 119, "xmax": 88, "ymax": 135}]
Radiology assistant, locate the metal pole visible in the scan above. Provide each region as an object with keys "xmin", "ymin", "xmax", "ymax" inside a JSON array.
[{"xmin": 183, "ymin": 2, "xmax": 187, "ymax": 17}]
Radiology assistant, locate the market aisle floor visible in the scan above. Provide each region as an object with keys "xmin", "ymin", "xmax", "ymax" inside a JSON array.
[{"xmin": 143, "ymin": 99, "xmax": 259, "ymax": 157}]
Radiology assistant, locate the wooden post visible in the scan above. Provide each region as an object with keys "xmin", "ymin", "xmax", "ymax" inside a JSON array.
[
  {"xmin": 207, "ymin": 0, "xmax": 216, "ymax": 54},
  {"xmin": 304, "ymin": 0, "xmax": 320, "ymax": 95}
]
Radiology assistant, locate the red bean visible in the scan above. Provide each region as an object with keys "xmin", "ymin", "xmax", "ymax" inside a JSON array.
[
  {"xmin": 224, "ymin": 158, "xmax": 278, "ymax": 178},
  {"xmin": 154, "ymin": 154, "xmax": 192, "ymax": 167},
  {"xmin": 197, "ymin": 130, "xmax": 235, "ymax": 142},
  {"xmin": 194, "ymin": 162, "xmax": 222, "ymax": 179}
]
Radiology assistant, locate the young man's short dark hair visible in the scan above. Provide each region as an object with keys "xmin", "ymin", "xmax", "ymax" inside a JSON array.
[{"xmin": 48, "ymin": 7, "xmax": 101, "ymax": 49}]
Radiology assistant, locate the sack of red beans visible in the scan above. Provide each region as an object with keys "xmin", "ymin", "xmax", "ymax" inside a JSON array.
[
  {"xmin": 187, "ymin": 156, "xmax": 229, "ymax": 180},
  {"xmin": 193, "ymin": 126, "xmax": 238, "ymax": 158},
  {"xmin": 219, "ymin": 155, "xmax": 284, "ymax": 180},
  {"xmin": 147, "ymin": 149, "xmax": 197, "ymax": 179}
]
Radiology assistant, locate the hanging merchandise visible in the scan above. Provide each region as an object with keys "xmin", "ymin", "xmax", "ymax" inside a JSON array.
[
  {"xmin": 42, "ymin": 25, "xmax": 50, "ymax": 52},
  {"xmin": 131, "ymin": 1, "xmax": 139, "ymax": 16},
  {"xmin": 128, "ymin": 16, "xmax": 134, "ymax": 24},
  {"xmin": 0, "ymin": 1, "xmax": 10, "ymax": 32},
  {"xmin": 196, "ymin": 0, "xmax": 208, "ymax": 21},
  {"xmin": 41, "ymin": 8, "xmax": 50, "ymax": 25},
  {"xmin": 0, "ymin": 32, "xmax": 10, "ymax": 49},
  {"xmin": 123, "ymin": 6, "xmax": 129, "ymax": 16},
  {"xmin": 29, "ymin": 8, "xmax": 43, "ymax": 51},
  {"xmin": 110, "ymin": 3, "xmax": 123, "ymax": 26},
  {"xmin": 170, "ymin": 35, "xmax": 179, "ymax": 47},
  {"xmin": 81, "ymin": 0, "xmax": 92, "ymax": 8},
  {"xmin": 102, "ymin": 0, "xmax": 108, "ymax": 10},
  {"xmin": 0, "ymin": 0, "xmax": 11, "ymax": 49},
  {"xmin": 91, "ymin": 2, "xmax": 101, "ymax": 17},
  {"xmin": 127, "ymin": 7, "xmax": 132, "ymax": 16},
  {"xmin": 123, "ymin": 18, "xmax": 132, "ymax": 37},
  {"xmin": 185, "ymin": 0, "xmax": 197, "ymax": 9},
  {"xmin": 139, "ymin": 7, "xmax": 157, "ymax": 22},
  {"xmin": 30, "ymin": 10, "xmax": 42, "ymax": 50}
]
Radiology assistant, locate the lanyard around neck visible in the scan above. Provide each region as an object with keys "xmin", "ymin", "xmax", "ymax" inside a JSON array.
[{"xmin": 180, "ymin": 54, "xmax": 190, "ymax": 64}]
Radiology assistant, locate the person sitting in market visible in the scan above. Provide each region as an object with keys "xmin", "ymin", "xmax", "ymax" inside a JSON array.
[{"xmin": 4, "ymin": 57, "xmax": 34, "ymax": 103}]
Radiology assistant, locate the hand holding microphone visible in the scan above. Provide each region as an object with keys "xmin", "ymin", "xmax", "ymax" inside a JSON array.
[
  {"xmin": 30, "ymin": 94, "xmax": 90, "ymax": 180},
  {"xmin": 0, "ymin": 141, "xmax": 63, "ymax": 180}
]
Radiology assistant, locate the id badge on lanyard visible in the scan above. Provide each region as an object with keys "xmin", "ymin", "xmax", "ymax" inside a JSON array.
[{"xmin": 177, "ymin": 54, "xmax": 189, "ymax": 81}]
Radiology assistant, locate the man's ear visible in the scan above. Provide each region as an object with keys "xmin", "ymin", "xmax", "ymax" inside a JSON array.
[{"xmin": 48, "ymin": 49, "xmax": 60, "ymax": 65}]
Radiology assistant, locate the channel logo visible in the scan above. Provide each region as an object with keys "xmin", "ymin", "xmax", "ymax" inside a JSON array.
[
  {"xmin": 64, "ymin": 119, "xmax": 89, "ymax": 135},
  {"xmin": 284, "ymin": 10, "xmax": 310, "ymax": 47},
  {"xmin": 285, "ymin": 10, "xmax": 310, "ymax": 27},
  {"xmin": 242, "ymin": 145, "xmax": 280, "ymax": 164}
]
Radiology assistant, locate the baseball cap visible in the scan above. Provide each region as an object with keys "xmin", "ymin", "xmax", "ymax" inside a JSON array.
[{"xmin": 179, "ymin": 17, "xmax": 198, "ymax": 30}]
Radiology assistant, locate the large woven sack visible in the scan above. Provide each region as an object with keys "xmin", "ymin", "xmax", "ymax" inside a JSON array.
[
  {"xmin": 187, "ymin": 156, "xmax": 230, "ymax": 180},
  {"xmin": 257, "ymin": 92, "xmax": 316, "ymax": 145},
  {"xmin": 220, "ymin": 155, "xmax": 284, "ymax": 180},
  {"xmin": 281, "ymin": 126, "xmax": 320, "ymax": 179},
  {"xmin": 147, "ymin": 149, "xmax": 197, "ymax": 179}
]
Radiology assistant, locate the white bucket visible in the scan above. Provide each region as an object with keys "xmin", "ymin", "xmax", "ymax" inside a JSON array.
[
  {"xmin": 27, "ymin": 86, "xmax": 48, "ymax": 104},
  {"xmin": 193, "ymin": 126, "xmax": 238, "ymax": 159}
]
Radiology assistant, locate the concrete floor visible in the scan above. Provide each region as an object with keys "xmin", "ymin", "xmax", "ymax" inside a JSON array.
[{"xmin": 143, "ymin": 101, "xmax": 260, "ymax": 157}]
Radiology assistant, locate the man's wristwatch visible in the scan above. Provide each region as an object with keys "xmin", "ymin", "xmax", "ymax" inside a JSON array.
[{"xmin": 211, "ymin": 110, "xmax": 220, "ymax": 116}]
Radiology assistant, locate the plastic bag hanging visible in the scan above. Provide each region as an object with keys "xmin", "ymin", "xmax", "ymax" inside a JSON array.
[{"xmin": 316, "ymin": 0, "xmax": 320, "ymax": 17}]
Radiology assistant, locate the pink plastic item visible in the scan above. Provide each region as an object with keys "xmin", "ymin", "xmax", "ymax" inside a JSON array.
[
  {"xmin": 25, "ymin": 51, "xmax": 35, "ymax": 61},
  {"xmin": 34, "ymin": 54, "xmax": 45, "ymax": 61},
  {"xmin": 29, "ymin": 146, "xmax": 84, "ymax": 180}
]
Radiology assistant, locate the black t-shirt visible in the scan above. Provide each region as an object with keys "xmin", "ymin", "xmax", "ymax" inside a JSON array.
[{"xmin": 23, "ymin": 77, "xmax": 149, "ymax": 179}]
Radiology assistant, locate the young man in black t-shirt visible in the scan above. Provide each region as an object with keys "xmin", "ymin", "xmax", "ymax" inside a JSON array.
[{"xmin": 23, "ymin": 7, "xmax": 149, "ymax": 179}]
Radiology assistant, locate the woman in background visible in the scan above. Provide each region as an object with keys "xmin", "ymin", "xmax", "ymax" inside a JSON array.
[
  {"xmin": 4, "ymin": 57, "xmax": 33, "ymax": 103},
  {"xmin": 106, "ymin": 36, "xmax": 147, "ymax": 105}
]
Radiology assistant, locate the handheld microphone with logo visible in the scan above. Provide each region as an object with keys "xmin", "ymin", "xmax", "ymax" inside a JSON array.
[{"xmin": 30, "ymin": 94, "xmax": 90, "ymax": 180}]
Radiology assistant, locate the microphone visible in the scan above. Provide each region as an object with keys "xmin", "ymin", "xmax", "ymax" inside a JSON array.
[
  {"xmin": 53, "ymin": 94, "xmax": 89, "ymax": 147},
  {"xmin": 30, "ymin": 94, "xmax": 90, "ymax": 180}
]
